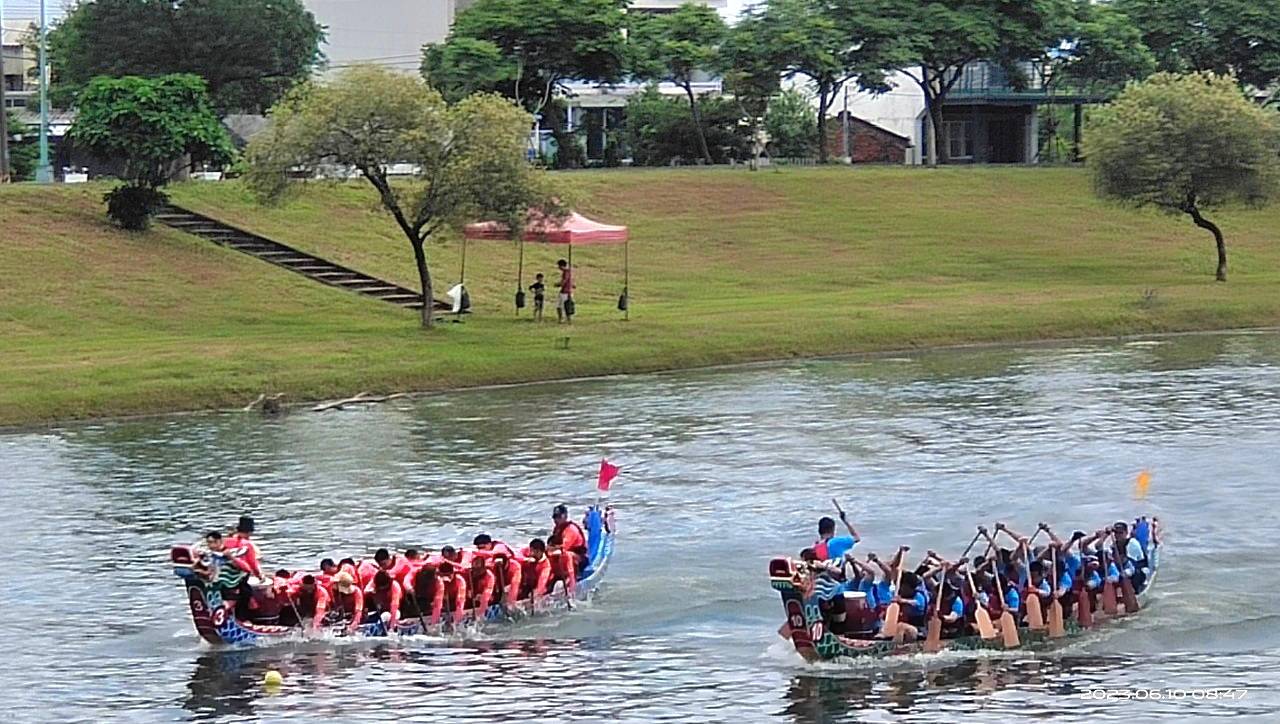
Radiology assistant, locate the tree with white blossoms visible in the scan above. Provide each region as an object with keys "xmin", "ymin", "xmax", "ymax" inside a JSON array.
[
  {"xmin": 1087, "ymin": 72, "xmax": 1280, "ymax": 282},
  {"xmin": 244, "ymin": 66, "xmax": 559, "ymax": 327}
]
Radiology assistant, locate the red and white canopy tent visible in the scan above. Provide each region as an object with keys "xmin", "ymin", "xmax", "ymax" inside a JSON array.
[{"xmin": 463, "ymin": 210, "xmax": 632, "ymax": 318}]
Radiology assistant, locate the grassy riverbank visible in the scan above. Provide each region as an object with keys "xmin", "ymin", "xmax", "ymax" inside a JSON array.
[{"xmin": 4, "ymin": 166, "xmax": 1280, "ymax": 426}]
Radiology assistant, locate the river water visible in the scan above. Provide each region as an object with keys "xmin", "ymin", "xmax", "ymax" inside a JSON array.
[{"xmin": 3, "ymin": 331, "xmax": 1280, "ymax": 722}]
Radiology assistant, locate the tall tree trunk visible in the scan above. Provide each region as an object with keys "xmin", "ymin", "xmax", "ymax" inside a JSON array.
[
  {"xmin": 544, "ymin": 102, "xmax": 577, "ymax": 170},
  {"xmin": 411, "ymin": 238, "xmax": 435, "ymax": 327},
  {"xmin": 362, "ymin": 166, "xmax": 435, "ymax": 325},
  {"xmin": 929, "ymin": 101, "xmax": 947, "ymax": 166},
  {"xmin": 816, "ymin": 86, "xmax": 829, "ymax": 164},
  {"xmin": 921, "ymin": 66, "xmax": 937, "ymax": 167},
  {"xmin": 1186, "ymin": 203, "xmax": 1228, "ymax": 282},
  {"xmin": 683, "ymin": 82, "xmax": 713, "ymax": 164}
]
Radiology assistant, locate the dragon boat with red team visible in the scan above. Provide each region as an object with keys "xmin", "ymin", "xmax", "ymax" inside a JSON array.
[{"xmin": 171, "ymin": 506, "xmax": 615, "ymax": 647}]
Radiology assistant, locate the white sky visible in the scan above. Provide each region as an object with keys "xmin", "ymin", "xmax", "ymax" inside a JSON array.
[{"xmin": 726, "ymin": 0, "xmax": 749, "ymax": 19}]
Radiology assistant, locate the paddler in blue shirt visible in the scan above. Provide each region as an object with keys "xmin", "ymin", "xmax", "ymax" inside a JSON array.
[
  {"xmin": 813, "ymin": 510, "xmax": 861, "ymax": 561},
  {"xmin": 1112, "ymin": 520, "xmax": 1151, "ymax": 591},
  {"xmin": 864, "ymin": 548, "xmax": 907, "ymax": 612}
]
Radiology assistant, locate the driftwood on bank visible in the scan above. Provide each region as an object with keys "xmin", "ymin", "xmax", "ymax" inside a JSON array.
[
  {"xmin": 242, "ymin": 393, "xmax": 286, "ymax": 413},
  {"xmin": 311, "ymin": 391, "xmax": 408, "ymax": 412}
]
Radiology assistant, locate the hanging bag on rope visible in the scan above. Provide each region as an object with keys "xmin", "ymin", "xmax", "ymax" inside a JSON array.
[
  {"xmin": 515, "ymin": 289, "xmax": 526, "ymax": 310},
  {"xmin": 460, "ymin": 288, "xmax": 472, "ymax": 312},
  {"xmin": 564, "ymin": 296, "xmax": 576, "ymax": 317},
  {"xmin": 617, "ymin": 287, "xmax": 628, "ymax": 311}
]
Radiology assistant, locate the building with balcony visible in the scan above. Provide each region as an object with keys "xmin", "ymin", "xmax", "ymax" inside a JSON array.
[
  {"xmin": 841, "ymin": 61, "xmax": 1105, "ymax": 164},
  {"xmin": 2, "ymin": 18, "xmax": 36, "ymax": 112}
]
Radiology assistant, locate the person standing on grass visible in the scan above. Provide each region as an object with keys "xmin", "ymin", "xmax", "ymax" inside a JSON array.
[
  {"xmin": 529, "ymin": 273, "xmax": 546, "ymax": 322},
  {"xmin": 555, "ymin": 258, "xmax": 574, "ymax": 324}
]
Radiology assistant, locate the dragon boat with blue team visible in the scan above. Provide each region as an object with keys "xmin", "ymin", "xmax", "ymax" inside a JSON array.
[
  {"xmin": 769, "ymin": 518, "xmax": 1160, "ymax": 662},
  {"xmin": 171, "ymin": 506, "xmax": 615, "ymax": 647}
]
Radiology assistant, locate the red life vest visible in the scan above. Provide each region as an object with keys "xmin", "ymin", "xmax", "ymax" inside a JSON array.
[
  {"xmin": 469, "ymin": 567, "xmax": 497, "ymax": 610},
  {"xmin": 556, "ymin": 521, "xmax": 588, "ymax": 557},
  {"xmin": 292, "ymin": 584, "xmax": 330, "ymax": 618},
  {"xmin": 813, "ymin": 539, "xmax": 830, "ymax": 560}
]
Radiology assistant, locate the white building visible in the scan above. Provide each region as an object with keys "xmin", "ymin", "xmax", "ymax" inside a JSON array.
[
  {"xmin": 303, "ymin": 0, "xmax": 477, "ymax": 71},
  {"xmin": 2, "ymin": 16, "xmax": 36, "ymax": 112}
]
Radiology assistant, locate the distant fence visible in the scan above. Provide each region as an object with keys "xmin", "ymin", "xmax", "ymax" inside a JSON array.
[{"xmin": 768, "ymin": 157, "xmax": 821, "ymax": 167}]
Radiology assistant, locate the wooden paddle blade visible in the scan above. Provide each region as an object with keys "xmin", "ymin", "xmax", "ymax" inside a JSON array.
[
  {"xmin": 1077, "ymin": 589, "xmax": 1094, "ymax": 628},
  {"xmin": 883, "ymin": 602, "xmax": 901, "ymax": 635},
  {"xmin": 1001, "ymin": 611, "xmax": 1020, "ymax": 648},
  {"xmin": 1025, "ymin": 593, "xmax": 1045, "ymax": 630},
  {"xmin": 975, "ymin": 607, "xmax": 996, "ymax": 640},
  {"xmin": 1048, "ymin": 601, "xmax": 1066, "ymax": 638},
  {"xmin": 1102, "ymin": 581, "xmax": 1119, "ymax": 615},
  {"xmin": 1121, "ymin": 578, "xmax": 1140, "ymax": 613},
  {"xmin": 923, "ymin": 616, "xmax": 943, "ymax": 653}
]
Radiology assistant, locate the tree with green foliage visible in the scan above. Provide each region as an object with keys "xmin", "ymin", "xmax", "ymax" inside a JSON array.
[
  {"xmin": 754, "ymin": 0, "xmax": 911, "ymax": 163},
  {"xmin": 244, "ymin": 66, "xmax": 558, "ymax": 328},
  {"xmin": 4, "ymin": 111, "xmax": 38, "ymax": 181},
  {"xmin": 1048, "ymin": 1, "xmax": 1155, "ymax": 95},
  {"xmin": 71, "ymin": 74, "xmax": 233, "ymax": 230},
  {"xmin": 720, "ymin": 10, "xmax": 783, "ymax": 169},
  {"xmin": 1087, "ymin": 72, "xmax": 1280, "ymax": 282},
  {"xmin": 628, "ymin": 2, "xmax": 727, "ymax": 164},
  {"xmin": 883, "ymin": 0, "xmax": 1068, "ymax": 165},
  {"xmin": 1117, "ymin": 0, "xmax": 1280, "ymax": 93},
  {"xmin": 422, "ymin": 0, "xmax": 627, "ymax": 168},
  {"xmin": 48, "ymin": 0, "xmax": 323, "ymax": 112},
  {"xmin": 1029, "ymin": 1, "xmax": 1155, "ymax": 161},
  {"xmin": 764, "ymin": 89, "xmax": 817, "ymax": 158},
  {"xmin": 624, "ymin": 86, "xmax": 749, "ymax": 166}
]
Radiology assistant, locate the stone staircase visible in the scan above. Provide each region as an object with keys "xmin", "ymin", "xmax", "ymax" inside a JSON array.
[{"xmin": 154, "ymin": 205, "xmax": 451, "ymax": 311}]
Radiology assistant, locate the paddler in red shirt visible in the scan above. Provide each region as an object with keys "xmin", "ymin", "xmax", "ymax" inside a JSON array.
[
  {"xmin": 431, "ymin": 560, "xmax": 469, "ymax": 626},
  {"xmin": 546, "ymin": 533, "xmax": 577, "ymax": 596},
  {"xmin": 520, "ymin": 538, "xmax": 554, "ymax": 605},
  {"xmin": 468, "ymin": 555, "xmax": 498, "ymax": 616},
  {"xmin": 369, "ymin": 548, "xmax": 413, "ymax": 588},
  {"xmin": 398, "ymin": 548, "xmax": 427, "ymax": 590},
  {"xmin": 552, "ymin": 505, "xmax": 588, "ymax": 575},
  {"xmin": 337, "ymin": 557, "xmax": 361, "ymax": 588},
  {"xmin": 473, "ymin": 534, "xmax": 523, "ymax": 609},
  {"xmin": 365, "ymin": 571, "xmax": 403, "ymax": 631},
  {"xmin": 314, "ymin": 558, "xmax": 339, "ymax": 589},
  {"xmin": 287, "ymin": 574, "xmax": 332, "ymax": 633},
  {"xmin": 329, "ymin": 571, "xmax": 364, "ymax": 634}
]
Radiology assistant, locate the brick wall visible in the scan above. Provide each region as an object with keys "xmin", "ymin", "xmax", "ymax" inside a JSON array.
[{"xmin": 823, "ymin": 112, "xmax": 911, "ymax": 164}]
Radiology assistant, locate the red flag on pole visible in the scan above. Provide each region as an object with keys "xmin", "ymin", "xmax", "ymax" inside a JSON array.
[{"xmin": 597, "ymin": 459, "xmax": 620, "ymax": 492}]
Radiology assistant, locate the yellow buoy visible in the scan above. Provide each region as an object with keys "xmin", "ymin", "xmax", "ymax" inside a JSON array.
[
  {"xmin": 264, "ymin": 670, "xmax": 284, "ymax": 687},
  {"xmin": 1135, "ymin": 470, "xmax": 1152, "ymax": 499}
]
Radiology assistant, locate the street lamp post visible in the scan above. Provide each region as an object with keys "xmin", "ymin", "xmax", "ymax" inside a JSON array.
[
  {"xmin": 0, "ymin": 0, "xmax": 10, "ymax": 182},
  {"xmin": 34, "ymin": 0, "xmax": 51, "ymax": 183}
]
